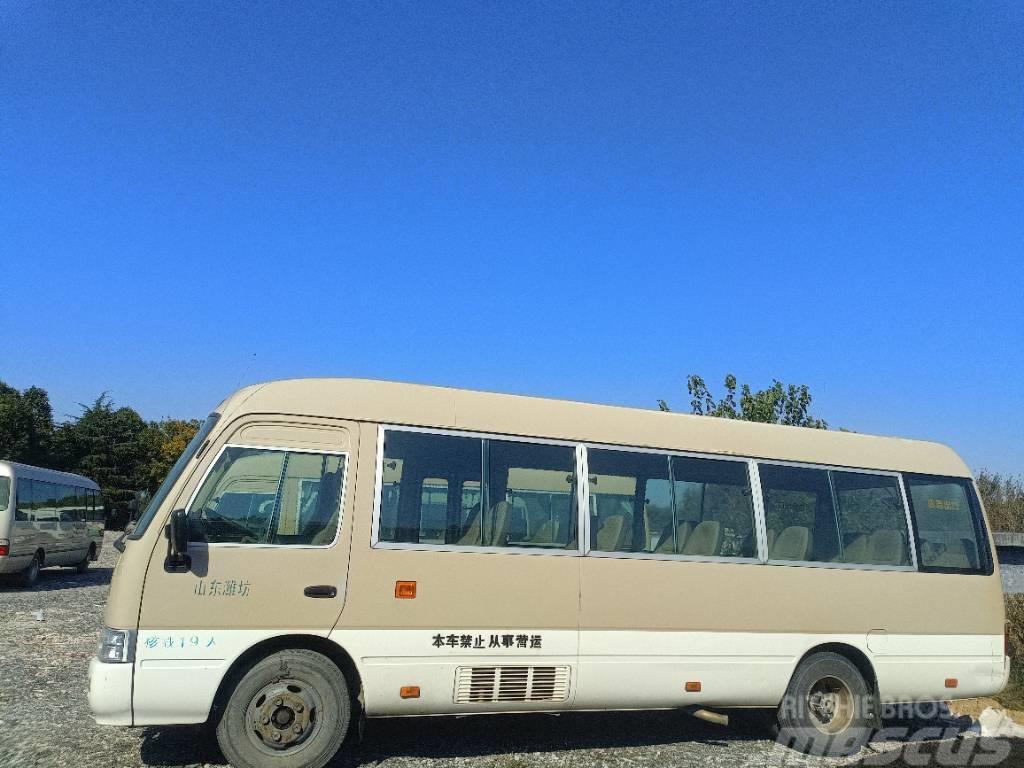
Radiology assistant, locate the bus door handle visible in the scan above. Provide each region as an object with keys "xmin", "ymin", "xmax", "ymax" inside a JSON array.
[{"xmin": 303, "ymin": 585, "xmax": 337, "ymax": 599}]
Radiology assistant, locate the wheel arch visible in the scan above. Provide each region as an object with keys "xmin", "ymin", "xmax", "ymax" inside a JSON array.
[
  {"xmin": 795, "ymin": 642, "xmax": 877, "ymax": 690},
  {"xmin": 791, "ymin": 642, "xmax": 880, "ymax": 726},
  {"xmin": 208, "ymin": 634, "xmax": 363, "ymax": 724}
]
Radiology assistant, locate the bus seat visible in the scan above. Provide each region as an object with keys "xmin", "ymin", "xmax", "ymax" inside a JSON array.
[
  {"xmin": 771, "ymin": 526, "xmax": 810, "ymax": 561},
  {"xmin": 931, "ymin": 538, "xmax": 977, "ymax": 569},
  {"xmin": 302, "ymin": 470, "xmax": 342, "ymax": 545},
  {"xmin": 840, "ymin": 534, "xmax": 870, "ymax": 564},
  {"xmin": 485, "ymin": 501, "xmax": 512, "ymax": 546},
  {"xmin": 869, "ymin": 529, "xmax": 907, "ymax": 565},
  {"xmin": 681, "ymin": 520, "xmax": 722, "ymax": 556},
  {"xmin": 654, "ymin": 521, "xmax": 692, "ymax": 554},
  {"xmin": 531, "ymin": 520, "xmax": 556, "ymax": 544},
  {"xmin": 595, "ymin": 515, "xmax": 627, "ymax": 551},
  {"xmin": 456, "ymin": 503, "xmax": 482, "ymax": 546}
]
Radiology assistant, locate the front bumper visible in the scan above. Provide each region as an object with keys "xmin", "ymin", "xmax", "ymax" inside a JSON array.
[{"xmin": 88, "ymin": 656, "xmax": 133, "ymax": 725}]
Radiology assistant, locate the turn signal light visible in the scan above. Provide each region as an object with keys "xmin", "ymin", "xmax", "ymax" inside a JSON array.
[
  {"xmin": 400, "ymin": 686, "xmax": 420, "ymax": 699},
  {"xmin": 685, "ymin": 681, "xmax": 702, "ymax": 693},
  {"xmin": 0, "ymin": 539, "xmax": 9, "ymax": 557},
  {"xmin": 945, "ymin": 678, "xmax": 958, "ymax": 689},
  {"xmin": 395, "ymin": 581, "xmax": 417, "ymax": 599}
]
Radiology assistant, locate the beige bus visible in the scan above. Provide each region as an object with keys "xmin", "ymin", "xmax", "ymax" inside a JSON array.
[
  {"xmin": 0, "ymin": 461, "xmax": 103, "ymax": 586},
  {"xmin": 89, "ymin": 379, "xmax": 1008, "ymax": 766}
]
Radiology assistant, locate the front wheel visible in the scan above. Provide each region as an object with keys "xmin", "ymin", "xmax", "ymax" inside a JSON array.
[
  {"xmin": 776, "ymin": 652, "xmax": 874, "ymax": 756},
  {"xmin": 215, "ymin": 649, "xmax": 352, "ymax": 768}
]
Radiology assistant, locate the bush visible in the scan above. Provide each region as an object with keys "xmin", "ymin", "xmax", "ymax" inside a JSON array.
[{"xmin": 979, "ymin": 471, "xmax": 1024, "ymax": 532}]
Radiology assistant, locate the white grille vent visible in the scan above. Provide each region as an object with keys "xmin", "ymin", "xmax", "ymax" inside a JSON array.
[{"xmin": 454, "ymin": 665, "xmax": 570, "ymax": 704}]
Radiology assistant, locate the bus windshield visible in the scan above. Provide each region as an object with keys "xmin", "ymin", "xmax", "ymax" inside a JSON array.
[{"xmin": 127, "ymin": 413, "xmax": 220, "ymax": 540}]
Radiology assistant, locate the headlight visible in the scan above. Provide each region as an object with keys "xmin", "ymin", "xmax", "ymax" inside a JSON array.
[{"xmin": 97, "ymin": 627, "xmax": 136, "ymax": 664}]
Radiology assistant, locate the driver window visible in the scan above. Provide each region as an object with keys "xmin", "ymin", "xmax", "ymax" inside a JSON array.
[{"xmin": 188, "ymin": 446, "xmax": 346, "ymax": 546}]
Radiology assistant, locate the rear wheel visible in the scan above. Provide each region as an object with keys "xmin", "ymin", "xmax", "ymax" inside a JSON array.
[
  {"xmin": 776, "ymin": 652, "xmax": 874, "ymax": 756},
  {"xmin": 215, "ymin": 649, "xmax": 352, "ymax": 768},
  {"xmin": 19, "ymin": 553, "xmax": 41, "ymax": 587}
]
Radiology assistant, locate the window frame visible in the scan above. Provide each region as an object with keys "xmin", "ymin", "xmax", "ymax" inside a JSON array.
[
  {"xmin": 756, "ymin": 458, "xmax": 918, "ymax": 572},
  {"xmin": 184, "ymin": 442, "xmax": 350, "ymax": 549},
  {"xmin": 902, "ymin": 472, "xmax": 993, "ymax": 576},
  {"xmin": 371, "ymin": 425, "xmax": 584, "ymax": 557},
  {"xmin": 581, "ymin": 442, "xmax": 762, "ymax": 565}
]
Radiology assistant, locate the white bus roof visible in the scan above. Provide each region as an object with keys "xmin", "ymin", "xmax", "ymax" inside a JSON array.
[
  {"xmin": 0, "ymin": 461, "xmax": 100, "ymax": 490},
  {"xmin": 215, "ymin": 378, "xmax": 972, "ymax": 478}
]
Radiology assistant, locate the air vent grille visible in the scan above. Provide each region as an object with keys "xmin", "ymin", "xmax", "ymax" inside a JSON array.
[{"xmin": 454, "ymin": 665, "xmax": 570, "ymax": 704}]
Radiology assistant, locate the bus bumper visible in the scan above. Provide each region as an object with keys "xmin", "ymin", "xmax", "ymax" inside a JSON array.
[
  {"xmin": 998, "ymin": 655, "xmax": 1012, "ymax": 694},
  {"xmin": 89, "ymin": 657, "xmax": 133, "ymax": 726}
]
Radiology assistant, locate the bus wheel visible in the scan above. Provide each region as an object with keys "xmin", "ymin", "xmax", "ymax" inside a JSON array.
[
  {"xmin": 19, "ymin": 553, "xmax": 41, "ymax": 588},
  {"xmin": 75, "ymin": 553, "xmax": 90, "ymax": 574},
  {"xmin": 215, "ymin": 649, "xmax": 352, "ymax": 768},
  {"xmin": 776, "ymin": 652, "xmax": 873, "ymax": 757}
]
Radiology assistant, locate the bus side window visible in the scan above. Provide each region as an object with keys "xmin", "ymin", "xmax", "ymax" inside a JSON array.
[
  {"xmin": 760, "ymin": 464, "xmax": 838, "ymax": 563},
  {"xmin": 905, "ymin": 475, "xmax": 990, "ymax": 574}
]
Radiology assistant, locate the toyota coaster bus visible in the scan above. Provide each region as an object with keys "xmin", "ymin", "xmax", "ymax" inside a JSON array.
[
  {"xmin": 0, "ymin": 461, "xmax": 103, "ymax": 586},
  {"xmin": 89, "ymin": 379, "xmax": 1008, "ymax": 766}
]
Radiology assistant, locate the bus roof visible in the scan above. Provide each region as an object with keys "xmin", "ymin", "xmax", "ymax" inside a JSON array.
[
  {"xmin": 0, "ymin": 461, "xmax": 100, "ymax": 490},
  {"xmin": 217, "ymin": 377, "xmax": 971, "ymax": 478}
]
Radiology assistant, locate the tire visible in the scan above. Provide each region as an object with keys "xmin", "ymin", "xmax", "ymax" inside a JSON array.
[
  {"xmin": 19, "ymin": 553, "xmax": 41, "ymax": 588},
  {"xmin": 775, "ymin": 652, "xmax": 874, "ymax": 757},
  {"xmin": 215, "ymin": 649, "xmax": 352, "ymax": 768},
  {"xmin": 75, "ymin": 554, "xmax": 90, "ymax": 574}
]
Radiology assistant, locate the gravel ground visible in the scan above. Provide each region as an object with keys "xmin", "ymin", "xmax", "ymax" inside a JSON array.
[{"xmin": 2, "ymin": 533, "xmax": 1023, "ymax": 768}]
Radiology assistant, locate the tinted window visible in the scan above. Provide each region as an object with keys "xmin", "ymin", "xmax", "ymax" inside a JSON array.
[
  {"xmin": 34, "ymin": 481, "xmax": 59, "ymax": 522},
  {"xmin": 760, "ymin": 464, "xmax": 839, "ymax": 563},
  {"xmin": 379, "ymin": 431, "xmax": 482, "ymax": 545},
  {"xmin": 588, "ymin": 449, "xmax": 670, "ymax": 553},
  {"xmin": 15, "ymin": 478, "xmax": 32, "ymax": 521},
  {"xmin": 832, "ymin": 472, "xmax": 910, "ymax": 566},
  {"xmin": 0, "ymin": 477, "xmax": 9, "ymax": 512},
  {"xmin": 906, "ymin": 475, "xmax": 990, "ymax": 573},
  {"xmin": 490, "ymin": 440, "xmax": 576, "ymax": 549},
  {"xmin": 587, "ymin": 450, "xmax": 755, "ymax": 558},
  {"xmin": 377, "ymin": 430, "xmax": 576, "ymax": 550},
  {"xmin": 188, "ymin": 447, "xmax": 345, "ymax": 545},
  {"xmin": 671, "ymin": 456, "xmax": 756, "ymax": 558}
]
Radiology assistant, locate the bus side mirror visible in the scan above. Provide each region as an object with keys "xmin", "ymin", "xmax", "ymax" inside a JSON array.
[{"xmin": 164, "ymin": 509, "xmax": 192, "ymax": 573}]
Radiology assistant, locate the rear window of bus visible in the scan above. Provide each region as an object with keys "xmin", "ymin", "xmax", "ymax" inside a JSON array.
[{"xmin": 904, "ymin": 474, "xmax": 992, "ymax": 574}]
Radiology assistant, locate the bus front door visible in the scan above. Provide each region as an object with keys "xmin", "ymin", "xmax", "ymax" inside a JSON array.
[{"xmin": 132, "ymin": 419, "xmax": 359, "ymax": 725}]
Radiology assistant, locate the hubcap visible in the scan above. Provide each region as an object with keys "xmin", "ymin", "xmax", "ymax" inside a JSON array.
[
  {"xmin": 807, "ymin": 676, "xmax": 854, "ymax": 735},
  {"xmin": 247, "ymin": 680, "xmax": 321, "ymax": 753}
]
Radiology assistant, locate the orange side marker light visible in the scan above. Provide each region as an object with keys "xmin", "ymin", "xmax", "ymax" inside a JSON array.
[
  {"xmin": 395, "ymin": 580, "xmax": 417, "ymax": 599},
  {"xmin": 685, "ymin": 681, "xmax": 702, "ymax": 693},
  {"xmin": 400, "ymin": 686, "xmax": 421, "ymax": 699},
  {"xmin": 945, "ymin": 678, "xmax": 958, "ymax": 689}
]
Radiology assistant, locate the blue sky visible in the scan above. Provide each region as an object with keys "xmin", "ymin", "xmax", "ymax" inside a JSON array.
[{"xmin": 2, "ymin": 2, "xmax": 1022, "ymax": 475}]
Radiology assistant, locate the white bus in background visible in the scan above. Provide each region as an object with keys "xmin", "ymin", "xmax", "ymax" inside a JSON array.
[{"xmin": 0, "ymin": 461, "xmax": 103, "ymax": 586}]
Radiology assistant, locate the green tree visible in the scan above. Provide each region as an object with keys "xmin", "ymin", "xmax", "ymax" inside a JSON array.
[
  {"xmin": 0, "ymin": 380, "xmax": 55, "ymax": 464},
  {"xmin": 659, "ymin": 373, "xmax": 827, "ymax": 429},
  {"xmin": 54, "ymin": 394, "xmax": 156, "ymax": 513},
  {"xmin": 143, "ymin": 418, "xmax": 201, "ymax": 493}
]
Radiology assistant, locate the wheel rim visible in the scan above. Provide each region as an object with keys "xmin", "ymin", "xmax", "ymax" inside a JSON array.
[
  {"xmin": 245, "ymin": 677, "xmax": 324, "ymax": 755},
  {"xmin": 806, "ymin": 675, "xmax": 854, "ymax": 735}
]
